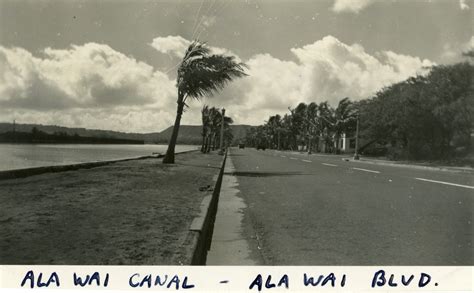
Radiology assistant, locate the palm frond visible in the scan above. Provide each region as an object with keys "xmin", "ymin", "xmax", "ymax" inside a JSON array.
[
  {"xmin": 182, "ymin": 40, "xmax": 211, "ymax": 62},
  {"xmin": 224, "ymin": 116, "xmax": 234, "ymax": 124},
  {"xmin": 177, "ymin": 43, "xmax": 248, "ymax": 100}
]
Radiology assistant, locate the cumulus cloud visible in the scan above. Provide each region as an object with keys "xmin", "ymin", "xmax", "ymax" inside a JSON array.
[
  {"xmin": 150, "ymin": 35, "xmax": 190, "ymax": 58},
  {"xmin": 150, "ymin": 35, "xmax": 238, "ymax": 60},
  {"xmin": 212, "ymin": 35, "xmax": 433, "ymax": 124},
  {"xmin": 460, "ymin": 0, "xmax": 470, "ymax": 10},
  {"xmin": 332, "ymin": 0, "xmax": 375, "ymax": 13},
  {"xmin": 0, "ymin": 43, "xmax": 177, "ymax": 132},
  {"xmin": 1, "ymin": 43, "xmax": 176, "ymax": 109},
  {"xmin": 1, "ymin": 36, "xmax": 434, "ymax": 131}
]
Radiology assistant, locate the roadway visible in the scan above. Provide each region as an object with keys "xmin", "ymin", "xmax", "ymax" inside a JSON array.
[{"xmin": 214, "ymin": 147, "xmax": 473, "ymax": 265}]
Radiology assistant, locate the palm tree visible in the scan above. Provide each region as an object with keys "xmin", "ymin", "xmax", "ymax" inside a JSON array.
[
  {"xmin": 219, "ymin": 116, "xmax": 234, "ymax": 149},
  {"xmin": 317, "ymin": 101, "xmax": 335, "ymax": 153},
  {"xmin": 204, "ymin": 107, "xmax": 221, "ymax": 153},
  {"xmin": 266, "ymin": 114, "xmax": 282, "ymax": 149},
  {"xmin": 200, "ymin": 105, "xmax": 210, "ymax": 152},
  {"xmin": 288, "ymin": 102, "xmax": 308, "ymax": 151},
  {"xmin": 163, "ymin": 41, "xmax": 247, "ymax": 163},
  {"xmin": 306, "ymin": 102, "xmax": 318, "ymax": 154},
  {"xmin": 332, "ymin": 97, "xmax": 356, "ymax": 153}
]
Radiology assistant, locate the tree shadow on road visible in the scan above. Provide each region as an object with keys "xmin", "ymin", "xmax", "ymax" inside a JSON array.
[{"xmin": 225, "ymin": 171, "xmax": 309, "ymax": 177}]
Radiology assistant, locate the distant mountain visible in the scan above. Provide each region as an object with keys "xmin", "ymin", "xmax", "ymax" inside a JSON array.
[
  {"xmin": 0, "ymin": 123, "xmax": 253, "ymax": 145},
  {"xmin": 155, "ymin": 124, "xmax": 252, "ymax": 145},
  {"xmin": 0, "ymin": 123, "xmax": 158, "ymax": 143}
]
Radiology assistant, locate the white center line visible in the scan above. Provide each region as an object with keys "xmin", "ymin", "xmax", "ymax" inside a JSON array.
[
  {"xmin": 322, "ymin": 163, "xmax": 337, "ymax": 167},
  {"xmin": 281, "ymin": 155, "xmax": 287, "ymax": 158},
  {"xmin": 414, "ymin": 177, "xmax": 474, "ymax": 189},
  {"xmin": 290, "ymin": 157, "xmax": 298, "ymax": 160},
  {"xmin": 302, "ymin": 159, "xmax": 312, "ymax": 163},
  {"xmin": 352, "ymin": 167, "xmax": 380, "ymax": 174}
]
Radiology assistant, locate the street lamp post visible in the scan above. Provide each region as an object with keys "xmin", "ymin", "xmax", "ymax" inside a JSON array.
[
  {"xmin": 277, "ymin": 128, "xmax": 281, "ymax": 150},
  {"xmin": 218, "ymin": 108, "xmax": 225, "ymax": 155},
  {"xmin": 353, "ymin": 114, "xmax": 360, "ymax": 160}
]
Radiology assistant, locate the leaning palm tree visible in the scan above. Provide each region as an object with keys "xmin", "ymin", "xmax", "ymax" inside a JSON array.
[
  {"xmin": 200, "ymin": 105, "xmax": 210, "ymax": 153},
  {"xmin": 162, "ymin": 41, "xmax": 247, "ymax": 163}
]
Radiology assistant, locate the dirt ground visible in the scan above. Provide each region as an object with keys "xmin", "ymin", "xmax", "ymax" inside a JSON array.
[{"xmin": 0, "ymin": 151, "xmax": 222, "ymax": 265}]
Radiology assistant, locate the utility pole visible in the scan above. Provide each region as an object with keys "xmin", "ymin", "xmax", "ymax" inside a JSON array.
[
  {"xmin": 218, "ymin": 108, "xmax": 225, "ymax": 155},
  {"xmin": 353, "ymin": 114, "xmax": 360, "ymax": 160}
]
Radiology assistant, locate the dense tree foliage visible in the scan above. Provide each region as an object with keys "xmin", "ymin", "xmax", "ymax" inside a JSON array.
[
  {"xmin": 359, "ymin": 62, "xmax": 473, "ymax": 160},
  {"xmin": 245, "ymin": 62, "xmax": 473, "ymax": 160}
]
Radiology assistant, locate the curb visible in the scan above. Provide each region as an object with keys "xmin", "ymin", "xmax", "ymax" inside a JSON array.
[
  {"xmin": 0, "ymin": 149, "xmax": 199, "ymax": 180},
  {"xmin": 183, "ymin": 150, "xmax": 228, "ymax": 265}
]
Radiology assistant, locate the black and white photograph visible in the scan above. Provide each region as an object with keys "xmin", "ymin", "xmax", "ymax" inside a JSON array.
[{"xmin": 0, "ymin": 0, "xmax": 472, "ymax": 268}]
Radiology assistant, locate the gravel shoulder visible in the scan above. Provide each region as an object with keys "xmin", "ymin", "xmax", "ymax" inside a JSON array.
[{"xmin": 0, "ymin": 151, "xmax": 222, "ymax": 265}]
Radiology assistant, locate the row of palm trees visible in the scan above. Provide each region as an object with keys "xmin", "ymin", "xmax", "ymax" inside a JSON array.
[
  {"xmin": 246, "ymin": 98, "xmax": 358, "ymax": 154},
  {"xmin": 200, "ymin": 105, "xmax": 234, "ymax": 153}
]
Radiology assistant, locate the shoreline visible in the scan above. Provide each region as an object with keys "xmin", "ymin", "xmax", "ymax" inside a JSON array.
[{"xmin": 0, "ymin": 149, "xmax": 198, "ymax": 180}]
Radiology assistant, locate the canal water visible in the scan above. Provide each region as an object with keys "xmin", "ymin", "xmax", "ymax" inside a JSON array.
[{"xmin": 0, "ymin": 144, "xmax": 198, "ymax": 171}]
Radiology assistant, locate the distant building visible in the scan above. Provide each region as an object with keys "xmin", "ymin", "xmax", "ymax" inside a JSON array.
[
  {"xmin": 315, "ymin": 132, "xmax": 357, "ymax": 153},
  {"xmin": 338, "ymin": 132, "xmax": 356, "ymax": 153}
]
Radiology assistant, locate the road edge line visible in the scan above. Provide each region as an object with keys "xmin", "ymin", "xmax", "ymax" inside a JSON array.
[{"xmin": 414, "ymin": 177, "xmax": 474, "ymax": 189}]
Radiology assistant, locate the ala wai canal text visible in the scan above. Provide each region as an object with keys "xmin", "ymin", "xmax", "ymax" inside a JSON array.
[{"xmin": 19, "ymin": 269, "xmax": 438, "ymax": 290}]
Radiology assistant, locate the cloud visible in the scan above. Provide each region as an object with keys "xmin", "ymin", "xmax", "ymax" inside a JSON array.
[
  {"xmin": 460, "ymin": 0, "xmax": 470, "ymax": 10},
  {"xmin": 1, "ymin": 43, "xmax": 176, "ymax": 109},
  {"xmin": 150, "ymin": 35, "xmax": 190, "ymax": 58},
  {"xmin": 0, "ymin": 43, "xmax": 177, "ymax": 132},
  {"xmin": 210, "ymin": 35, "xmax": 433, "ymax": 125},
  {"xmin": 1, "ymin": 107, "xmax": 176, "ymax": 133},
  {"xmin": 150, "ymin": 35, "xmax": 239, "ymax": 61},
  {"xmin": 333, "ymin": 0, "xmax": 470, "ymax": 13},
  {"xmin": 332, "ymin": 0, "xmax": 375, "ymax": 13},
  {"xmin": 202, "ymin": 15, "xmax": 216, "ymax": 28},
  {"xmin": 1, "ymin": 36, "xmax": 434, "ymax": 131},
  {"xmin": 440, "ymin": 35, "xmax": 474, "ymax": 63}
]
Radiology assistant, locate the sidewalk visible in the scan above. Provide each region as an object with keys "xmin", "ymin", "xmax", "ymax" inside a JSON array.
[{"xmin": 0, "ymin": 151, "xmax": 223, "ymax": 265}]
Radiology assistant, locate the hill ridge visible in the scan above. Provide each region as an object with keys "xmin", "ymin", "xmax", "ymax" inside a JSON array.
[{"xmin": 0, "ymin": 122, "xmax": 251, "ymax": 144}]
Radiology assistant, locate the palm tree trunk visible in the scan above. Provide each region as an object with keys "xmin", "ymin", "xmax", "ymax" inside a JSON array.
[
  {"xmin": 205, "ymin": 134, "xmax": 211, "ymax": 153},
  {"xmin": 163, "ymin": 94, "xmax": 184, "ymax": 164},
  {"xmin": 206, "ymin": 133, "xmax": 214, "ymax": 153},
  {"xmin": 201, "ymin": 129, "xmax": 206, "ymax": 153},
  {"xmin": 334, "ymin": 134, "xmax": 340, "ymax": 154}
]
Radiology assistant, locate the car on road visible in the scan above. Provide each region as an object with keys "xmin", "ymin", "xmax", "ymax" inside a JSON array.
[{"xmin": 239, "ymin": 143, "xmax": 245, "ymax": 149}]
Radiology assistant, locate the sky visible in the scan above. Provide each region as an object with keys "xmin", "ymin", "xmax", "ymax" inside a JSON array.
[{"xmin": 0, "ymin": 0, "xmax": 472, "ymax": 133}]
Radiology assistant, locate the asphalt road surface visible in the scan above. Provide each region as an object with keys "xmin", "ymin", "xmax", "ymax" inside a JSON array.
[{"xmin": 218, "ymin": 147, "xmax": 473, "ymax": 265}]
